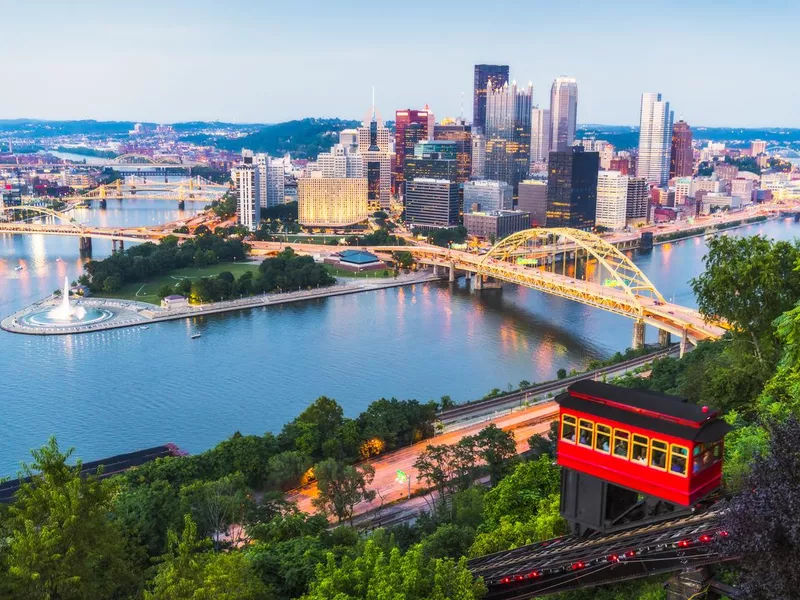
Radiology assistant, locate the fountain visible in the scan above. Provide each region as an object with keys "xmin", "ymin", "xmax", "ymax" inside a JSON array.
[
  {"xmin": 15, "ymin": 276, "xmax": 115, "ymax": 330},
  {"xmin": 48, "ymin": 276, "xmax": 87, "ymax": 322}
]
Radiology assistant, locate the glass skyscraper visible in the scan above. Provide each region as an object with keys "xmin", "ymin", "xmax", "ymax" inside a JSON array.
[
  {"xmin": 637, "ymin": 93, "xmax": 673, "ymax": 187},
  {"xmin": 473, "ymin": 64, "xmax": 509, "ymax": 134},
  {"xmin": 485, "ymin": 80, "xmax": 532, "ymax": 196},
  {"xmin": 545, "ymin": 147, "xmax": 599, "ymax": 230}
]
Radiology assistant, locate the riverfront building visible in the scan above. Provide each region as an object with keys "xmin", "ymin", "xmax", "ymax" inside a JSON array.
[
  {"xmin": 404, "ymin": 178, "xmax": 460, "ymax": 229},
  {"xmin": 463, "ymin": 180, "xmax": 513, "ymax": 213},
  {"xmin": 517, "ymin": 179, "xmax": 548, "ymax": 226},
  {"xmin": 234, "ymin": 149, "xmax": 257, "ymax": 231},
  {"xmin": 298, "ymin": 177, "xmax": 369, "ymax": 227},
  {"xmin": 546, "ymin": 147, "xmax": 599, "ymax": 230},
  {"xmin": 464, "ymin": 210, "xmax": 531, "ymax": 240},
  {"xmin": 595, "ymin": 171, "xmax": 629, "ymax": 230},
  {"xmin": 626, "ymin": 176, "xmax": 650, "ymax": 224}
]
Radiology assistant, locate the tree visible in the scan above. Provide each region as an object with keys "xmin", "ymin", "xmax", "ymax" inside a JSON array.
[
  {"xmin": 519, "ymin": 380, "xmax": 531, "ymax": 389},
  {"xmin": 145, "ymin": 515, "xmax": 268, "ymax": 600},
  {"xmin": 557, "ymin": 368, "xmax": 567, "ymax": 380},
  {"xmin": 158, "ymin": 284, "xmax": 175, "ymax": 299},
  {"xmin": 481, "ymin": 456, "xmax": 562, "ymax": 527},
  {"xmin": 691, "ymin": 235, "xmax": 800, "ymax": 364},
  {"xmin": 527, "ymin": 420, "xmax": 559, "ymax": 458},
  {"xmin": 474, "ymin": 424, "xmax": 517, "ymax": 485},
  {"xmin": 721, "ymin": 417, "xmax": 800, "ymax": 600},
  {"xmin": 311, "ymin": 459, "xmax": 376, "ymax": 525},
  {"xmin": 393, "ymin": 251, "xmax": 415, "ymax": 270},
  {"xmin": 102, "ymin": 272, "xmax": 122, "ymax": 292},
  {"xmin": 279, "ymin": 396, "xmax": 346, "ymax": 460},
  {"xmin": 2, "ymin": 438, "xmax": 142, "ymax": 600},
  {"xmin": 179, "ymin": 473, "xmax": 250, "ymax": 550}
]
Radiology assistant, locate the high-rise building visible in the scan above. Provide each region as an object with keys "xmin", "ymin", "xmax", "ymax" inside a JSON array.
[
  {"xmin": 595, "ymin": 171, "xmax": 629, "ymax": 230},
  {"xmin": 610, "ymin": 157, "xmax": 632, "ymax": 175},
  {"xmin": 636, "ymin": 93, "xmax": 673, "ymax": 186},
  {"xmin": 434, "ymin": 121, "xmax": 472, "ymax": 183},
  {"xmin": 751, "ymin": 139, "xmax": 767, "ymax": 156},
  {"xmin": 255, "ymin": 153, "xmax": 285, "ymax": 208},
  {"xmin": 670, "ymin": 119, "xmax": 693, "ymax": 178},
  {"xmin": 358, "ymin": 107, "xmax": 392, "ymax": 209},
  {"xmin": 404, "ymin": 178, "xmax": 460, "ymax": 229},
  {"xmin": 404, "ymin": 141, "xmax": 459, "ymax": 184},
  {"xmin": 549, "ymin": 77, "xmax": 578, "ymax": 152},
  {"xmin": 473, "ymin": 64, "xmax": 509, "ymax": 134},
  {"xmin": 234, "ymin": 150, "xmax": 257, "ymax": 231},
  {"xmin": 317, "ymin": 143, "xmax": 364, "ymax": 179},
  {"xmin": 673, "ymin": 177, "xmax": 692, "ymax": 205},
  {"xmin": 395, "ymin": 109, "xmax": 434, "ymax": 192},
  {"xmin": 517, "ymin": 180, "xmax": 548, "ymax": 226},
  {"xmin": 529, "ymin": 107, "xmax": 551, "ymax": 170},
  {"xmin": 464, "ymin": 210, "xmax": 531, "ymax": 240},
  {"xmin": 485, "ymin": 80, "xmax": 532, "ymax": 195},
  {"xmin": 626, "ymin": 177, "xmax": 650, "ymax": 223},
  {"xmin": 463, "ymin": 180, "xmax": 513, "ymax": 213},
  {"xmin": 298, "ymin": 178, "xmax": 369, "ymax": 227},
  {"xmin": 471, "ymin": 133, "xmax": 486, "ymax": 179},
  {"xmin": 545, "ymin": 147, "xmax": 599, "ymax": 230}
]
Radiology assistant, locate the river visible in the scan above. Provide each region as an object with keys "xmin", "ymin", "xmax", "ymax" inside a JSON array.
[{"xmin": 1, "ymin": 204, "xmax": 797, "ymax": 477}]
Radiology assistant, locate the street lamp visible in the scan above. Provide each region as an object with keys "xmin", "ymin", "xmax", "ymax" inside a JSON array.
[{"xmin": 395, "ymin": 469, "xmax": 411, "ymax": 499}]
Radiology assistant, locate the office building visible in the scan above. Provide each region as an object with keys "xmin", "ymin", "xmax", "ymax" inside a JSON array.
[
  {"xmin": 626, "ymin": 177, "xmax": 650, "ymax": 224},
  {"xmin": 485, "ymin": 80, "xmax": 532, "ymax": 194},
  {"xmin": 339, "ymin": 129, "xmax": 358, "ymax": 148},
  {"xmin": 731, "ymin": 177, "xmax": 755, "ymax": 205},
  {"xmin": 751, "ymin": 140, "xmax": 767, "ymax": 156},
  {"xmin": 473, "ymin": 64, "xmax": 509, "ymax": 133},
  {"xmin": 404, "ymin": 141, "xmax": 459, "ymax": 184},
  {"xmin": 546, "ymin": 147, "xmax": 599, "ymax": 230},
  {"xmin": 404, "ymin": 178, "xmax": 460, "ymax": 229},
  {"xmin": 234, "ymin": 150, "xmax": 257, "ymax": 231},
  {"xmin": 714, "ymin": 163, "xmax": 739, "ymax": 189},
  {"xmin": 317, "ymin": 143, "xmax": 364, "ymax": 179},
  {"xmin": 636, "ymin": 93, "xmax": 673, "ymax": 186},
  {"xmin": 395, "ymin": 109, "xmax": 434, "ymax": 191},
  {"xmin": 463, "ymin": 180, "xmax": 513, "ymax": 213},
  {"xmin": 595, "ymin": 171, "xmax": 629, "ymax": 230},
  {"xmin": 673, "ymin": 177, "xmax": 692, "ymax": 206},
  {"xmin": 701, "ymin": 193, "xmax": 740, "ymax": 215},
  {"xmin": 610, "ymin": 157, "xmax": 632, "ymax": 175},
  {"xmin": 358, "ymin": 108, "xmax": 392, "ymax": 209},
  {"xmin": 471, "ymin": 133, "xmax": 486, "ymax": 179},
  {"xmin": 464, "ymin": 210, "xmax": 531, "ymax": 240},
  {"xmin": 434, "ymin": 120, "xmax": 472, "ymax": 183},
  {"xmin": 530, "ymin": 107, "xmax": 550, "ymax": 170},
  {"xmin": 255, "ymin": 153, "xmax": 285, "ymax": 208},
  {"xmin": 517, "ymin": 180, "xmax": 548, "ymax": 226},
  {"xmin": 298, "ymin": 177, "xmax": 369, "ymax": 227},
  {"xmin": 670, "ymin": 119, "xmax": 693, "ymax": 178},
  {"xmin": 549, "ymin": 77, "xmax": 578, "ymax": 152}
]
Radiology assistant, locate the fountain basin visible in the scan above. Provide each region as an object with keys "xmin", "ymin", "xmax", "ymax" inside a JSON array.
[{"xmin": 19, "ymin": 305, "xmax": 115, "ymax": 329}]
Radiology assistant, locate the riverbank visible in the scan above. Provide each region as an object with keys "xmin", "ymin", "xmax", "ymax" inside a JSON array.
[
  {"xmin": 651, "ymin": 214, "xmax": 772, "ymax": 245},
  {"xmin": 0, "ymin": 271, "xmax": 444, "ymax": 336}
]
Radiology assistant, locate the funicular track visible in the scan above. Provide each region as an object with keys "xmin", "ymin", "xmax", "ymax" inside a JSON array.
[{"xmin": 469, "ymin": 505, "xmax": 734, "ymax": 599}]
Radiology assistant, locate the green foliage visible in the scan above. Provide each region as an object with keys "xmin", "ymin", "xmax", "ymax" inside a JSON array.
[
  {"xmin": 255, "ymin": 248, "xmax": 336, "ymax": 294},
  {"xmin": 301, "ymin": 539, "xmax": 485, "ymax": 600},
  {"xmin": 217, "ymin": 118, "xmax": 361, "ymax": 158},
  {"xmin": 312, "ymin": 459, "xmax": 376, "ymax": 524},
  {"xmin": 209, "ymin": 192, "xmax": 238, "ymax": 219},
  {"xmin": 551, "ymin": 577, "xmax": 668, "ymax": 600},
  {"xmin": 178, "ymin": 473, "xmax": 250, "ymax": 549},
  {"xmin": 392, "ymin": 251, "xmax": 415, "ymax": 269},
  {"xmin": 417, "ymin": 225, "xmax": 468, "ymax": 248},
  {"xmin": 347, "ymin": 227, "xmax": 405, "ymax": 247},
  {"xmin": 84, "ymin": 233, "xmax": 249, "ymax": 293},
  {"xmin": 357, "ymin": 397, "xmax": 438, "ymax": 448},
  {"xmin": 145, "ymin": 515, "xmax": 268, "ymax": 600},
  {"xmin": 482, "ymin": 457, "xmax": 561, "ymax": 527},
  {"xmin": 2, "ymin": 438, "xmax": 142, "ymax": 600},
  {"xmin": 157, "ymin": 283, "xmax": 175, "ymax": 298}
]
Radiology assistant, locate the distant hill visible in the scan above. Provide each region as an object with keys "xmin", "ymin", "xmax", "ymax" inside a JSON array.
[
  {"xmin": 213, "ymin": 118, "xmax": 361, "ymax": 159},
  {"xmin": 577, "ymin": 125, "xmax": 800, "ymax": 150}
]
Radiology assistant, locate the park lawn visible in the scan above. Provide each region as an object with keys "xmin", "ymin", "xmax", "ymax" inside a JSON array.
[
  {"xmin": 93, "ymin": 262, "xmax": 262, "ymax": 304},
  {"xmin": 323, "ymin": 265, "xmax": 393, "ymax": 279}
]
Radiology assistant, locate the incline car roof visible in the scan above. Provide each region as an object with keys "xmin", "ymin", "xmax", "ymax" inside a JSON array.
[{"xmin": 557, "ymin": 380, "xmax": 732, "ymax": 443}]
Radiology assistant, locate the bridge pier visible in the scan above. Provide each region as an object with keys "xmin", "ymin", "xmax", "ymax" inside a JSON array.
[
  {"xmin": 79, "ymin": 236, "xmax": 92, "ymax": 255},
  {"xmin": 474, "ymin": 274, "xmax": 483, "ymax": 290},
  {"xmin": 119, "ymin": 240, "xmax": 125, "ymax": 253},
  {"xmin": 449, "ymin": 263, "xmax": 456, "ymax": 283},
  {"xmin": 658, "ymin": 329, "xmax": 671, "ymax": 348},
  {"xmin": 632, "ymin": 320, "xmax": 646, "ymax": 349},
  {"xmin": 680, "ymin": 329, "xmax": 688, "ymax": 358}
]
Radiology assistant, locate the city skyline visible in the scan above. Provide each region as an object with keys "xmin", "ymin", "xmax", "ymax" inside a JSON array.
[{"xmin": 2, "ymin": 0, "xmax": 798, "ymax": 127}]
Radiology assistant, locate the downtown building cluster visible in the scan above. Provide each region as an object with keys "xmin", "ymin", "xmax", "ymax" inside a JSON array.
[{"xmin": 232, "ymin": 64, "xmax": 795, "ymax": 237}]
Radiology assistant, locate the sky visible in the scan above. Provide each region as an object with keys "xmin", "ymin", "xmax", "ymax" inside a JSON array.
[{"xmin": 1, "ymin": 0, "xmax": 798, "ymax": 127}]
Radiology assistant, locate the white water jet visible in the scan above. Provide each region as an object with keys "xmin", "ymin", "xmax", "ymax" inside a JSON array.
[{"xmin": 48, "ymin": 276, "xmax": 86, "ymax": 322}]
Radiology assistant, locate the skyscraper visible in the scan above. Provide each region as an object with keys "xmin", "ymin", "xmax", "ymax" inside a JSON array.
[
  {"xmin": 530, "ymin": 107, "xmax": 551, "ymax": 170},
  {"xmin": 626, "ymin": 177, "xmax": 650, "ymax": 223},
  {"xmin": 234, "ymin": 150, "xmax": 257, "ymax": 231},
  {"xmin": 395, "ymin": 108, "xmax": 433, "ymax": 193},
  {"xmin": 298, "ymin": 178, "xmax": 369, "ymax": 227},
  {"xmin": 404, "ymin": 179, "xmax": 460, "ymax": 229},
  {"xmin": 473, "ymin": 64, "xmax": 509, "ymax": 134},
  {"xmin": 434, "ymin": 120, "xmax": 472, "ymax": 183},
  {"xmin": 485, "ymin": 80, "xmax": 533, "ymax": 195},
  {"xmin": 358, "ymin": 102, "xmax": 392, "ymax": 209},
  {"xmin": 595, "ymin": 171, "xmax": 629, "ymax": 230},
  {"xmin": 471, "ymin": 133, "xmax": 486, "ymax": 179},
  {"xmin": 255, "ymin": 153, "xmax": 285, "ymax": 208},
  {"xmin": 670, "ymin": 119, "xmax": 693, "ymax": 178},
  {"xmin": 549, "ymin": 77, "xmax": 578, "ymax": 152},
  {"xmin": 404, "ymin": 141, "xmax": 459, "ymax": 184},
  {"xmin": 636, "ymin": 93, "xmax": 673, "ymax": 186},
  {"xmin": 545, "ymin": 147, "xmax": 599, "ymax": 230}
]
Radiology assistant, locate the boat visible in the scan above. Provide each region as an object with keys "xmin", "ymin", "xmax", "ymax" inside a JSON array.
[
  {"xmin": 56, "ymin": 257, "xmax": 63, "ymax": 262},
  {"xmin": 191, "ymin": 333, "xmax": 201, "ymax": 339},
  {"xmin": 14, "ymin": 265, "xmax": 23, "ymax": 271},
  {"xmin": 139, "ymin": 325, "xmax": 149, "ymax": 330}
]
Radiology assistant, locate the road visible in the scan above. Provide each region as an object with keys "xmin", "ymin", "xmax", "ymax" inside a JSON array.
[{"xmin": 287, "ymin": 401, "xmax": 559, "ymax": 518}]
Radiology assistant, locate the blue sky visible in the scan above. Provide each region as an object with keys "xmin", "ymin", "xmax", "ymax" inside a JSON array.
[{"xmin": 2, "ymin": 0, "xmax": 798, "ymax": 127}]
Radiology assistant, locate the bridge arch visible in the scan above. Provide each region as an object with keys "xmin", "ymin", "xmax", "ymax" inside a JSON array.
[
  {"xmin": 0, "ymin": 206, "xmax": 83, "ymax": 232},
  {"xmin": 479, "ymin": 228, "xmax": 665, "ymax": 315}
]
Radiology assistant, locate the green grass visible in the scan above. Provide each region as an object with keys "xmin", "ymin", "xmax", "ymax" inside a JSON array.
[
  {"xmin": 94, "ymin": 262, "xmax": 262, "ymax": 304},
  {"xmin": 323, "ymin": 265, "xmax": 393, "ymax": 279}
]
